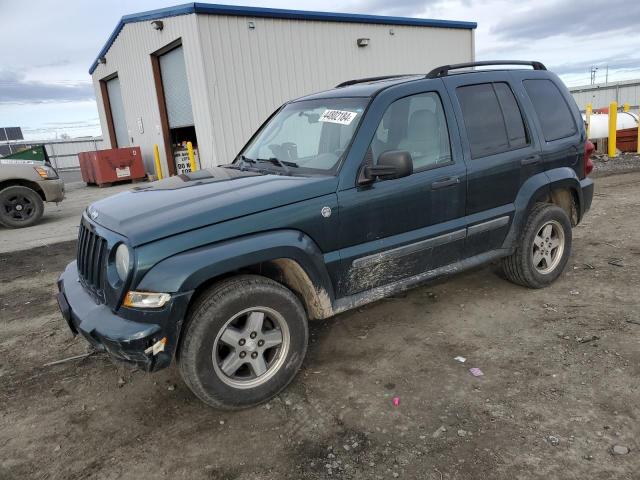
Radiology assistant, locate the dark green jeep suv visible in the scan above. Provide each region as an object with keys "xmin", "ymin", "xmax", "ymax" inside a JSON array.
[{"xmin": 57, "ymin": 61, "xmax": 594, "ymax": 409}]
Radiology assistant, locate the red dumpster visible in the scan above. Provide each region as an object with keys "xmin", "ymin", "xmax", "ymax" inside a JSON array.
[{"xmin": 78, "ymin": 147, "xmax": 146, "ymax": 187}]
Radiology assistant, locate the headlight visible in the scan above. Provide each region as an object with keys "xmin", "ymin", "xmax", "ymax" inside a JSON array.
[
  {"xmin": 124, "ymin": 291, "xmax": 171, "ymax": 308},
  {"xmin": 115, "ymin": 244, "xmax": 130, "ymax": 281},
  {"xmin": 34, "ymin": 165, "xmax": 59, "ymax": 179}
]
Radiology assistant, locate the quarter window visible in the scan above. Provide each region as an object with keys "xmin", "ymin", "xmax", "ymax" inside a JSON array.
[
  {"xmin": 523, "ymin": 79, "xmax": 577, "ymax": 141},
  {"xmin": 370, "ymin": 92, "xmax": 451, "ymax": 171},
  {"xmin": 456, "ymin": 82, "xmax": 529, "ymax": 159}
]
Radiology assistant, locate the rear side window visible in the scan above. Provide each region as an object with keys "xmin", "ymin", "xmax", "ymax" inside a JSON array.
[
  {"xmin": 523, "ymin": 79, "xmax": 577, "ymax": 141},
  {"xmin": 456, "ymin": 82, "xmax": 528, "ymax": 159},
  {"xmin": 494, "ymin": 83, "xmax": 527, "ymax": 149}
]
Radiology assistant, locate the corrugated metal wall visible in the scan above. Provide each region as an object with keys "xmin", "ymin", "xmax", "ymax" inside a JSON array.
[
  {"xmin": 197, "ymin": 15, "xmax": 473, "ymax": 164},
  {"xmin": 92, "ymin": 12, "xmax": 473, "ymax": 170},
  {"xmin": 571, "ymin": 80, "xmax": 640, "ymax": 111},
  {"xmin": 91, "ymin": 14, "xmax": 209, "ymax": 175}
]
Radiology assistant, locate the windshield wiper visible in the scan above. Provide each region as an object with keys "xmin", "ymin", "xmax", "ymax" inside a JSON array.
[
  {"xmin": 234, "ymin": 154, "xmax": 257, "ymax": 171},
  {"xmin": 254, "ymin": 157, "xmax": 298, "ymax": 175}
]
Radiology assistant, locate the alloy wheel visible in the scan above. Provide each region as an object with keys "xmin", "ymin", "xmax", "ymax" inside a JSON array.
[{"xmin": 212, "ymin": 307, "xmax": 290, "ymax": 389}]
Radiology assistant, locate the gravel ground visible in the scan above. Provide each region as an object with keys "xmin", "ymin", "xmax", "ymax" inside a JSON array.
[
  {"xmin": 591, "ymin": 152, "xmax": 640, "ymax": 178},
  {"xmin": 1, "ymin": 171, "xmax": 639, "ymax": 480}
]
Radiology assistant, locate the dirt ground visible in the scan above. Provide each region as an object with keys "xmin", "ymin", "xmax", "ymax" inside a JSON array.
[{"xmin": 1, "ymin": 171, "xmax": 639, "ymax": 480}]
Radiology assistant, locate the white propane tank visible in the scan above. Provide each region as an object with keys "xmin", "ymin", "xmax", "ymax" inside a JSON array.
[{"xmin": 582, "ymin": 112, "xmax": 638, "ymax": 139}]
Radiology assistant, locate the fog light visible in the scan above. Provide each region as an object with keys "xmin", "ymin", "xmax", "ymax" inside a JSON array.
[{"xmin": 123, "ymin": 291, "xmax": 171, "ymax": 308}]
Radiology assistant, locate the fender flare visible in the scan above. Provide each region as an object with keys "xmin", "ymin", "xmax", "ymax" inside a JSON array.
[
  {"xmin": 136, "ymin": 229, "xmax": 336, "ymax": 318},
  {"xmin": 502, "ymin": 167, "xmax": 582, "ymax": 249}
]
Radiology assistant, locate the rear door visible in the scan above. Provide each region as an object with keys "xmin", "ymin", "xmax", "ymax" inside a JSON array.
[
  {"xmin": 335, "ymin": 82, "xmax": 467, "ymax": 296},
  {"xmin": 444, "ymin": 73, "xmax": 543, "ymax": 256},
  {"xmin": 517, "ymin": 74, "xmax": 582, "ymax": 175}
]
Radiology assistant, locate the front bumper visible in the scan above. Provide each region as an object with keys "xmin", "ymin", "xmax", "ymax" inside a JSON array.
[
  {"xmin": 57, "ymin": 261, "xmax": 192, "ymax": 371},
  {"xmin": 39, "ymin": 178, "xmax": 65, "ymax": 203}
]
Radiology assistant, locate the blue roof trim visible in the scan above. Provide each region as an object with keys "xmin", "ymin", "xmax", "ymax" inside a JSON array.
[{"xmin": 89, "ymin": 2, "xmax": 477, "ymax": 74}]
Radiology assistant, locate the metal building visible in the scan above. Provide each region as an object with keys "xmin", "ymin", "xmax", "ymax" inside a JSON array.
[
  {"xmin": 570, "ymin": 79, "xmax": 640, "ymax": 112},
  {"xmin": 90, "ymin": 3, "xmax": 476, "ymax": 175}
]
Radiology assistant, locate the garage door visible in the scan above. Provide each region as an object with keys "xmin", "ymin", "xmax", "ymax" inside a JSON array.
[
  {"xmin": 159, "ymin": 46, "xmax": 194, "ymax": 128},
  {"xmin": 106, "ymin": 77, "xmax": 129, "ymax": 147}
]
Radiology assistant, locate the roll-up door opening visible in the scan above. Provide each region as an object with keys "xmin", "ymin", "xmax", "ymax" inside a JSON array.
[
  {"xmin": 101, "ymin": 75, "xmax": 129, "ymax": 148},
  {"xmin": 156, "ymin": 44, "xmax": 199, "ymax": 175}
]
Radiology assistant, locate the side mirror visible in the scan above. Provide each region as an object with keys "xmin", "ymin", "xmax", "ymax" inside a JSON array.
[{"xmin": 361, "ymin": 150, "xmax": 413, "ymax": 183}]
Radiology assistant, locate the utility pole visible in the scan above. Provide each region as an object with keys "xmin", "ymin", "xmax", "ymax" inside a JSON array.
[
  {"xmin": 590, "ymin": 66, "xmax": 598, "ymax": 85},
  {"xmin": 605, "ymin": 64, "xmax": 609, "ymax": 85}
]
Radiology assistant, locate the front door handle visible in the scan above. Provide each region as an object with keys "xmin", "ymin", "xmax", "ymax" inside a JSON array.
[
  {"xmin": 431, "ymin": 176, "xmax": 460, "ymax": 190},
  {"xmin": 521, "ymin": 155, "xmax": 541, "ymax": 166}
]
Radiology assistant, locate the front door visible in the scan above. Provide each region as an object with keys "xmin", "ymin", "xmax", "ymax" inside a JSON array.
[{"xmin": 335, "ymin": 87, "xmax": 466, "ymax": 297}]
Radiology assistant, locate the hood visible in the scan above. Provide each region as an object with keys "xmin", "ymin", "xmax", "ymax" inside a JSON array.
[{"xmin": 88, "ymin": 167, "xmax": 338, "ymax": 246}]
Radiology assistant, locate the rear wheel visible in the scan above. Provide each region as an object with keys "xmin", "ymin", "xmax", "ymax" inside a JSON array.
[
  {"xmin": 502, "ymin": 203, "xmax": 572, "ymax": 288},
  {"xmin": 0, "ymin": 185, "xmax": 44, "ymax": 228},
  {"xmin": 177, "ymin": 275, "xmax": 308, "ymax": 409}
]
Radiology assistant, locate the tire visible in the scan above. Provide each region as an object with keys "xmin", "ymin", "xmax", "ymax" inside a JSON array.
[
  {"xmin": 0, "ymin": 185, "xmax": 44, "ymax": 228},
  {"xmin": 177, "ymin": 275, "xmax": 309, "ymax": 409},
  {"xmin": 502, "ymin": 203, "xmax": 572, "ymax": 289}
]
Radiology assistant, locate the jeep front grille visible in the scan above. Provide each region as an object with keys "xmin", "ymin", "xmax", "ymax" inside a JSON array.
[{"xmin": 77, "ymin": 220, "xmax": 108, "ymax": 300}]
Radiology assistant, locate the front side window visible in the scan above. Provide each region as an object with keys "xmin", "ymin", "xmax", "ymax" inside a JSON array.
[
  {"xmin": 456, "ymin": 82, "xmax": 529, "ymax": 159},
  {"xmin": 369, "ymin": 92, "xmax": 451, "ymax": 171},
  {"xmin": 241, "ymin": 98, "xmax": 367, "ymax": 174}
]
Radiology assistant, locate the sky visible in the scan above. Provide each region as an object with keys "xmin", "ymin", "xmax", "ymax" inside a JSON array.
[{"xmin": 1, "ymin": 0, "xmax": 639, "ymax": 140}]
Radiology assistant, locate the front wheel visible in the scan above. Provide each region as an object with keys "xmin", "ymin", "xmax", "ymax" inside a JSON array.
[
  {"xmin": 0, "ymin": 185, "xmax": 44, "ymax": 228},
  {"xmin": 502, "ymin": 203, "xmax": 572, "ymax": 289},
  {"xmin": 177, "ymin": 275, "xmax": 308, "ymax": 409}
]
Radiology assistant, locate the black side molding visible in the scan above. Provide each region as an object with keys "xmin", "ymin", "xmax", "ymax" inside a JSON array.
[{"xmin": 426, "ymin": 60, "xmax": 547, "ymax": 78}]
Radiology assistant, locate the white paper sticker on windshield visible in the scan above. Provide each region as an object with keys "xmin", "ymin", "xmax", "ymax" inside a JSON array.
[{"xmin": 319, "ymin": 109, "xmax": 358, "ymax": 125}]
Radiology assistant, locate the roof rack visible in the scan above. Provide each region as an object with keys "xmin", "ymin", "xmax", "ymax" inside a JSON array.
[
  {"xmin": 426, "ymin": 60, "xmax": 547, "ymax": 78},
  {"xmin": 335, "ymin": 74, "xmax": 414, "ymax": 88}
]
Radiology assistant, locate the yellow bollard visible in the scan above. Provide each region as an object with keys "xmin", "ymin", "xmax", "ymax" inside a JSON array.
[
  {"xmin": 608, "ymin": 102, "xmax": 617, "ymax": 158},
  {"xmin": 153, "ymin": 144, "xmax": 163, "ymax": 180},
  {"xmin": 623, "ymin": 103, "xmax": 630, "ymax": 112},
  {"xmin": 585, "ymin": 103, "xmax": 592, "ymax": 139},
  {"xmin": 186, "ymin": 141, "xmax": 197, "ymax": 172}
]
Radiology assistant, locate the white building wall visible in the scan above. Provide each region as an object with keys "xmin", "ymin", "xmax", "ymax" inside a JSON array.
[
  {"xmin": 93, "ymin": 12, "xmax": 473, "ymax": 171},
  {"xmin": 91, "ymin": 14, "xmax": 211, "ymax": 175},
  {"xmin": 197, "ymin": 14, "xmax": 473, "ymax": 164},
  {"xmin": 571, "ymin": 80, "xmax": 640, "ymax": 111}
]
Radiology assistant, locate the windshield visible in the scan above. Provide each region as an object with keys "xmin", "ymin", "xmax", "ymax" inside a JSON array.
[{"xmin": 240, "ymin": 98, "xmax": 368, "ymax": 174}]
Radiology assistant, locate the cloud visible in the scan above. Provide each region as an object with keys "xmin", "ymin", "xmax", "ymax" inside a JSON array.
[
  {"xmin": 343, "ymin": 0, "xmax": 440, "ymax": 16},
  {"xmin": 550, "ymin": 53, "xmax": 640, "ymax": 76},
  {"xmin": 0, "ymin": 70, "xmax": 94, "ymax": 104},
  {"xmin": 492, "ymin": 0, "xmax": 640, "ymax": 40}
]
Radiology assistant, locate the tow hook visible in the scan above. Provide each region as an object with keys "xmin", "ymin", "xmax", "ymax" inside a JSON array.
[{"xmin": 144, "ymin": 337, "xmax": 167, "ymax": 356}]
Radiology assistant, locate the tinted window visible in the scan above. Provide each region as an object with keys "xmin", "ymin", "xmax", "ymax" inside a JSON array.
[
  {"xmin": 457, "ymin": 83, "xmax": 509, "ymax": 158},
  {"xmin": 494, "ymin": 83, "xmax": 528, "ymax": 148},
  {"xmin": 457, "ymin": 82, "xmax": 530, "ymax": 159},
  {"xmin": 370, "ymin": 92, "xmax": 451, "ymax": 171},
  {"xmin": 524, "ymin": 79, "xmax": 577, "ymax": 141}
]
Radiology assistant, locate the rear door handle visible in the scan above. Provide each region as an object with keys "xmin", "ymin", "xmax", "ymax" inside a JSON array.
[
  {"xmin": 431, "ymin": 176, "xmax": 460, "ymax": 190},
  {"xmin": 521, "ymin": 155, "xmax": 541, "ymax": 166}
]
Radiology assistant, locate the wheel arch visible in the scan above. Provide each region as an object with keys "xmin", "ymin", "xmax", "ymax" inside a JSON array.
[
  {"xmin": 503, "ymin": 168, "xmax": 582, "ymax": 250},
  {"xmin": 0, "ymin": 179, "xmax": 46, "ymax": 201},
  {"xmin": 136, "ymin": 230, "xmax": 336, "ymax": 320}
]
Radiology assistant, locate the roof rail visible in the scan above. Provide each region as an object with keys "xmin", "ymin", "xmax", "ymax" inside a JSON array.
[
  {"xmin": 335, "ymin": 74, "xmax": 414, "ymax": 88},
  {"xmin": 426, "ymin": 60, "xmax": 547, "ymax": 78}
]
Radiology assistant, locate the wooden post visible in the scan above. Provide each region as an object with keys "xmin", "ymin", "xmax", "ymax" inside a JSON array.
[
  {"xmin": 154, "ymin": 144, "xmax": 163, "ymax": 180},
  {"xmin": 187, "ymin": 141, "xmax": 197, "ymax": 172},
  {"xmin": 608, "ymin": 102, "xmax": 617, "ymax": 158}
]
